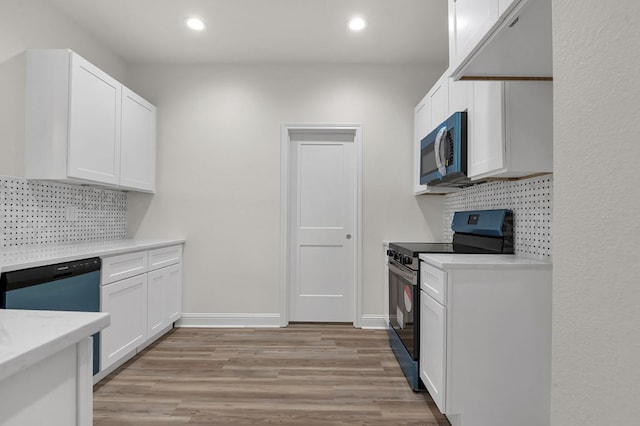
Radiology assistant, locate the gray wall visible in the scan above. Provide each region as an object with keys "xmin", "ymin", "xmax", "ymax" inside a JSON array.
[
  {"xmin": 552, "ymin": 0, "xmax": 640, "ymax": 423},
  {"xmin": 125, "ymin": 63, "xmax": 445, "ymax": 321}
]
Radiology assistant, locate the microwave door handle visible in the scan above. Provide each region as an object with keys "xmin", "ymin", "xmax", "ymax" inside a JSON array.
[{"xmin": 434, "ymin": 127, "xmax": 447, "ymax": 176}]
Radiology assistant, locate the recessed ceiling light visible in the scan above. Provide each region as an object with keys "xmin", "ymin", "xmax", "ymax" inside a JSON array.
[
  {"xmin": 348, "ymin": 16, "xmax": 367, "ymax": 32},
  {"xmin": 185, "ymin": 17, "xmax": 206, "ymax": 31}
]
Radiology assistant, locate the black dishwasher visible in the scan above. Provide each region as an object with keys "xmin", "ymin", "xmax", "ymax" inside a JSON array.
[{"xmin": 0, "ymin": 258, "xmax": 102, "ymax": 374}]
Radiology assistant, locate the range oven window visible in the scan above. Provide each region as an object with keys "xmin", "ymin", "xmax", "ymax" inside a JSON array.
[{"xmin": 388, "ymin": 259, "xmax": 419, "ymax": 360}]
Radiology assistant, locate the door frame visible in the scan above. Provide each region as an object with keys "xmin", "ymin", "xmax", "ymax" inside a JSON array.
[{"xmin": 280, "ymin": 123, "xmax": 363, "ymax": 327}]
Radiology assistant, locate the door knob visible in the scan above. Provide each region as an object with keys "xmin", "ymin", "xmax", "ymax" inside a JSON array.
[{"xmin": 346, "ymin": 234, "xmax": 352, "ymax": 239}]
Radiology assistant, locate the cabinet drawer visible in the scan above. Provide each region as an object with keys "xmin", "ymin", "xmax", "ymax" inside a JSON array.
[
  {"xmin": 148, "ymin": 245, "xmax": 182, "ymax": 271},
  {"xmin": 101, "ymin": 251, "xmax": 148, "ymax": 285},
  {"xmin": 421, "ymin": 262, "xmax": 447, "ymax": 305}
]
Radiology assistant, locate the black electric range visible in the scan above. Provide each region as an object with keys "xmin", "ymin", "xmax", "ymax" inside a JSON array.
[{"xmin": 387, "ymin": 209, "xmax": 514, "ymax": 390}]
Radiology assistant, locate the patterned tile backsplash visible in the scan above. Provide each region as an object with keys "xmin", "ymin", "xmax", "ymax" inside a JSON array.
[
  {"xmin": 0, "ymin": 176, "xmax": 127, "ymax": 248},
  {"xmin": 443, "ymin": 174, "xmax": 552, "ymax": 259}
]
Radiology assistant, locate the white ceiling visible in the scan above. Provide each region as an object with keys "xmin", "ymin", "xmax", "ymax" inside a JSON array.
[{"xmin": 47, "ymin": 0, "xmax": 449, "ymax": 65}]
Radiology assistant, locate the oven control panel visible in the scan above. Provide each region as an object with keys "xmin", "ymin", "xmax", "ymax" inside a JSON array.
[{"xmin": 386, "ymin": 250, "xmax": 417, "ymax": 269}]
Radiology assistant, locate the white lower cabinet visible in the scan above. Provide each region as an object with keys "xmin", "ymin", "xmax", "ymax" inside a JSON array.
[
  {"xmin": 100, "ymin": 274, "xmax": 148, "ymax": 371},
  {"xmin": 147, "ymin": 263, "xmax": 182, "ymax": 339},
  {"xmin": 419, "ymin": 259, "xmax": 552, "ymax": 426},
  {"xmin": 98, "ymin": 244, "xmax": 183, "ymax": 380}
]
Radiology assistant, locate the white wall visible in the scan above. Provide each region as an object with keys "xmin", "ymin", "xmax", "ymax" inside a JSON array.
[
  {"xmin": 126, "ymin": 63, "xmax": 445, "ymax": 321},
  {"xmin": 552, "ymin": 0, "xmax": 640, "ymax": 424},
  {"xmin": 0, "ymin": 0, "xmax": 129, "ymax": 177}
]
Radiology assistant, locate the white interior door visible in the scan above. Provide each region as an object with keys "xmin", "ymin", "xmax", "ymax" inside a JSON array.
[{"xmin": 289, "ymin": 131, "xmax": 356, "ymax": 322}]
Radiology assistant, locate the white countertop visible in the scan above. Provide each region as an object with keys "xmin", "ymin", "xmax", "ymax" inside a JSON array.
[
  {"xmin": 0, "ymin": 238, "xmax": 185, "ymax": 273},
  {"xmin": 0, "ymin": 309, "xmax": 110, "ymax": 382},
  {"xmin": 419, "ymin": 253, "xmax": 552, "ymax": 270}
]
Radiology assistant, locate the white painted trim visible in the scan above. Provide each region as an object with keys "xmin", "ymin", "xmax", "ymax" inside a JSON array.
[
  {"xmin": 176, "ymin": 313, "xmax": 282, "ymax": 328},
  {"xmin": 280, "ymin": 123, "xmax": 363, "ymax": 328},
  {"xmin": 359, "ymin": 315, "xmax": 388, "ymax": 330},
  {"xmin": 76, "ymin": 337, "xmax": 92, "ymax": 426}
]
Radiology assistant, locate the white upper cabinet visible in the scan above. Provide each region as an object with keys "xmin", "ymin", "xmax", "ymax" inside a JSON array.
[
  {"xmin": 415, "ymin": 72, "xmax": 552, "ymax": 186},
  {"xmin": 468, "ymin": 81, "xmax": 553, "ymax": 180},
  {"xmin": 448, "ymin": 0, "xmax": 499, "ymax": 70},
  {"xmin": 413, "ymin": 71, "xmax": 473, "ymax": 195},
  {"xmin": 413, "ymin": 72, "xmax": 460, "ymax": 195},
  {"xmin": 448, "ymin": 0, "xmax": 552, "ymax": 80},
  {"xmin": 467, "ymin": 82, "xmax": 505, "ymax": 179},
  {"xmin": 448, "ymin": 77, "xmax": 472, "ymax": 116},
  {"xmin": 68, "ymin": 54, "xmax": 121, "ymax": 185},
  {"xmin": 427, "ymin": 76, "xmax": 449, "ymax": 131},
  {"xmin": 25, "ymin": 49, "xmax": 156, "ymax": 193},
  {"xmin": 498, "ymin": 0, "xmax": 519, "ymax": 16},
  {"xmin": 121, "ymin": 87, "xmax": 156, "ymax": 192}
]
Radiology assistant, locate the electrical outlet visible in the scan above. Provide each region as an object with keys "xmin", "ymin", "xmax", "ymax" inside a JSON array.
[{"xmin": 65, "ymin": 205, "xmax": 78, "ymax": 221}]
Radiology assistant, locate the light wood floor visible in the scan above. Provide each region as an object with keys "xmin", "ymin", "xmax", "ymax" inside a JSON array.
[{"xmin": 93, "ymin": 324, "xmax": 450, "ymax": 425}]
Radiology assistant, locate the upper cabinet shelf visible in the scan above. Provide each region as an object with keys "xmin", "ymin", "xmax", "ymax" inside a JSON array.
[
  {"xmin": 25, "ymin": 50, "xmax": 156, "ymax": 193},
  {"xmin": 448, "ymin": 0, "xmax": 552, "ymax": 81}
]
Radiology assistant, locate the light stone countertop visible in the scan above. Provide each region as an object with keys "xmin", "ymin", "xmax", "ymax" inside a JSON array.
[
  {"xmin": 419, "ymin": 253, "xmax": 552, "ymax": 270},
  {"xmin": 0, "ymin": 309, "xmax": 110, "ymax": 382},
  {"xmin": 0, "ymin": 238, "xmax": 185, "ymax": 273}
]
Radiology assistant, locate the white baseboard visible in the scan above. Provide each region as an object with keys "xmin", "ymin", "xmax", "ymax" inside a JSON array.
[
  {"xmin": 176, "ymin": 313, "xmax": 282, "ymax": 328},
  {"xmin": 176, "ymin": 313, "xmax": 387, "ymax": 329},
  {"xmin": 358, "ymin": 315, "xmax": 388, "ymax": 329}
]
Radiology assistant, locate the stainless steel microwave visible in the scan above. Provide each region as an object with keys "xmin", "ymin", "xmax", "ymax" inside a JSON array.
[{"xmin": 420, "ymin": 111, "xmax": 470, "ymax": 187}]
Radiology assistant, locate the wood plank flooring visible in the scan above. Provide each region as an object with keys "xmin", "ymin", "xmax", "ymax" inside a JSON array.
[{"xmin": 93, "ymin": 324, "xmax": 450, "ymax": 425}]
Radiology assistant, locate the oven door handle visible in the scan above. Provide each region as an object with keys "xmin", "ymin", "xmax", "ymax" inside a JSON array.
[{"xmin": 389, "ymin": 259, "xmax": 418, "ymax": 285}]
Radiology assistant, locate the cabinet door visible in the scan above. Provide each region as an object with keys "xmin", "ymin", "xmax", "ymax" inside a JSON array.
[
  {"xmin": 100, "ymin": 274, "xmax": 147, "ymax": 371},
  {"xmin": 448, "ymin": 78, "xmax": 472, "ymax": 115},
  {"xmin": 164, "ymin": 263, "xmax": 182, "ymax": 323},
  {"xmin": 449, "ymin": 0, "xmax": 499, "ymax": 66},
  {"xmin": 147, "ymin": 263, "xmax": 182, "ymax": 339},
  {"xmin": 68, "ymin": 53, "xmax": 121, "ymax": 185},
  {"xmin": 147, "ymin": 269, "xmax": 166, "ymax": 338},
  {"xmin": 420, "ymin": 292, "xmax": 447, "ymax": 414},
  {"xmin": 121, "ymin": 87, "xmax": 157, "ymax": 192},
  {"xmin": 414, "ymin": 96, "xmax": 429, "ymax": 194},
  {"xmin": 499, "ymin": 0, "xmax": 520, "ymax": 17},
  {"xmin": 428, "ymin": 76, "xmax": 449, "ymax": 129},
  {"xmin": 467, "ymin": 81, "xmax": 505, "ymax": 179}
]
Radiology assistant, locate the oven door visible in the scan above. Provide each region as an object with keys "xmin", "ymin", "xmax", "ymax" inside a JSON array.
[{"xmin": 388, "ymin": 258, "xmax": 419, "ymax": 360}]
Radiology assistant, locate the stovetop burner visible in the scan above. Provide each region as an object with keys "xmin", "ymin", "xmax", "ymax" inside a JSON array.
[
  {"xmin": 389, "ymin": 209, "xmax": 514, "ymax": 258},
  {"xmin": 389, "ymin": 242, "xmax": 510, "ymax": 256},
  {"xmin": 389, "ymin": 242, "xmax": 453, "ymax": 256}
]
